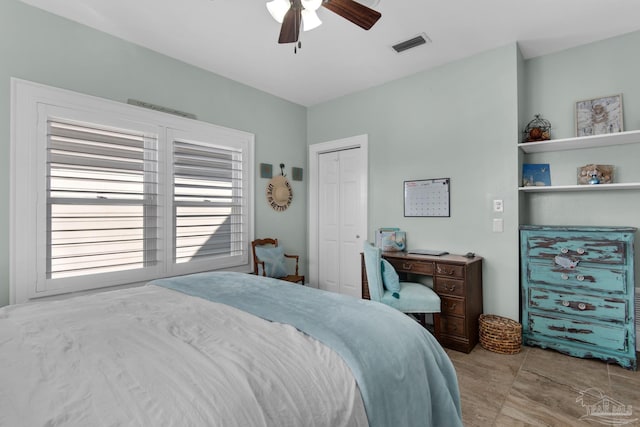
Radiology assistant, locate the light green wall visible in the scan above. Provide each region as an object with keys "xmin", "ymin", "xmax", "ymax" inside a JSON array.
[
  {"xmin": 308, "ymin": 44, "xmax": 522, "ymax": 319},
  {"xmin": 0, "ymin": 0, "xmax": 308, "ymax": 306},
  {"xmin": 3, "ymin": 0, "xmax": 638, "ymax": 320},
  {"xmin": 522, "ymin": 31, "xmax": 640, "ymax": 292},
  {"xmin": 524, "ymin": 31, "xmax": 640, "ymax": 139},
  {"xmin": 307, "ymin": 30, "xmax": 640, "ymax": 321}
]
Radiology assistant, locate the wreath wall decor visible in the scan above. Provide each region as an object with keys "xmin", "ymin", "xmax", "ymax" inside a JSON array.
[{"xmin": 266, "ymin": 175, "xmax": 292, "ymax": 211}]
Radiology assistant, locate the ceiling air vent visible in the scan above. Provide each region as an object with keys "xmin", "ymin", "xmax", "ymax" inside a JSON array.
[{"xmin": 392, "ymin": 33, "xmax": 431, "ymax": 53}]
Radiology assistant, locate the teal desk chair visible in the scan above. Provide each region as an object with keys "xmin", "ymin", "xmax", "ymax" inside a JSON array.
[{"xmin": 363, "ymin": 241, "xmax": 441, "ymax": 340}]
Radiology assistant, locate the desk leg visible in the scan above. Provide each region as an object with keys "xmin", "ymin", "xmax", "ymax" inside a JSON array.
[{"xmin": 433, "ymin": 313, "xmax": 441, "ymax": 342}]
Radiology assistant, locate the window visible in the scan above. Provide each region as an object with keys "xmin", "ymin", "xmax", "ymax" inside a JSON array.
[
  {"xmin": 47, "ymin": 120, "xmax": 159, "ymax": 279},
  {"xmin": 173, "ymin": 139, "xmax": 244, "ymax": 264},
  {"xmin": 11, "ymin": 79, "xmax": 254, "ymax": 303}
]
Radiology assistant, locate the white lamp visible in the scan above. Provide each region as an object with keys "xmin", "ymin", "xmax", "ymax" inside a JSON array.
[
  {"xmin": 301, "ymin": 9, "xmax": 322, "ymax": 31},
  {"xmin": 266, "ymin": 0, "xmax": 290, "ymax": 23},
  {"xmin": 266, "ymin": 0, "xmax": 323, "ymax": 31}
]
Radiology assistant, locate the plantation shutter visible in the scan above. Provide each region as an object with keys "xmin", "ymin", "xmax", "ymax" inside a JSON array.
[
  {"xmin": 173, "ymin": 140, "xmax": 245, "ymax": 263},
  {"xmin": 47, "ymin": 120, "xmax": 159, "ymax": 279}
]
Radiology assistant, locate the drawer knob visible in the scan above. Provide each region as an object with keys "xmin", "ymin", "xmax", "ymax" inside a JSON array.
[
  {"xmin": 439, "ymin": 267, "xmax": 454, "ymax": 275},
  {"xmin": 561, "ymin": 273, "xmax": 569, "ymax": 280},
  {"xmin": 562, "ymin": 300, "xmax": 570, "ymax": 307},
  {"xmin": 402, "ymin": 263, "xmax": 413, "ymax": 270},
  {"xmin": 561, "ymin": 248, "xmax": 569, "ymax": 254},
  {"xmin": 445, "ymin": 302, "xmax": 457, "ymax": 310},
  {"xmin": 576, "ymin": 275, "xmax": 585, "ymax": 281},
  {"xmin": 578, "ymin": 303, "xmax": 586, "ymax": 310},
  {"xmin": 577, "ymin": 248, "xmax": 585, "ymax": 254},
  {"xmin": 447, "ymin": 284, "xmax": 457, "ymax": 292}
]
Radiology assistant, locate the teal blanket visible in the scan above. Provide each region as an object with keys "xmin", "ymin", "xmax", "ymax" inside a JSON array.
[{"xmin": 151, "ymin": 271, "xmax": 462, "ymax": 427}]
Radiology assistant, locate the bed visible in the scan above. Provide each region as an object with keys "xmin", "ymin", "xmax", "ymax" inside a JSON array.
[{"xmin": 0, "ymin": 271, "xmax": 462, "ymax": 427}]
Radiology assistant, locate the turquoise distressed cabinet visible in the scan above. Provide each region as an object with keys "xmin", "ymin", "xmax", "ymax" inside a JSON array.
[{"xmin": 520, "ymin": 225, "xmax": 637, "ymax": 370}]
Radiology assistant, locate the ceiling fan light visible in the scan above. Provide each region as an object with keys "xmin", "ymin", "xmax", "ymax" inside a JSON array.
[
  {"xmin": 266, "ymin": 0, "xmax": 290, "ymax": 24},
  {"xmin": 302, "ymin": 9, "xmax": 322, "ymax": 31},
  {"xmin": 301, "ymin": 0, "xmax": 322, "ymax": 12}
]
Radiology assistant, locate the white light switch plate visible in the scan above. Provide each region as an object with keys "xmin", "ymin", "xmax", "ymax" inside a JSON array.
[{"xmin": 493, "ymin": 218, "xmax": 504, "ymax": 232}]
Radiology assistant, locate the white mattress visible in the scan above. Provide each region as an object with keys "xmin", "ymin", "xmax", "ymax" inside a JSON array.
[{"xmin": 0, "ymin": 285, "xmax": 368, "ymax": 427}]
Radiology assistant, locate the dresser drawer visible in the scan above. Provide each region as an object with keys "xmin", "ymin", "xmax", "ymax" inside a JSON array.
[
  {"xmin": 527, "ymin": 312, "xmax": 628, "ymax": 352},
  {"xmin": 525, "ymin": 234, "xmax": 628, "ymax": 265},
  {"xmin": 440, "ymin": 315, "xmax": 466, "ymax": 338},
  {"xmin": 436, "ymin": 263, "xmax": 464, "ymax": 279},
  {"xmin": 527, "ymin": 261, "xmax": 627, "ymax": 294},
  {"xmin": 386, "ymin": 258, "xmax": 434, "ymax": 275},
  {"xmin": 434, "ymin": 277, "xmax": 465, "ymax": 297},
  {"xmin": 441, "ymin": 296, "xmax": 465, "ymax": 317},
  {"xmin": 528, "ymin": 287, "xmax": 628, "ymax": 323}
]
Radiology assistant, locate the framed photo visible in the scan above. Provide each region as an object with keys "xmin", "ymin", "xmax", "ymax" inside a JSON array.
[
  {"xmin": 575, "ymin": 94, "xmax": 623, "ymax": 137},
  {"xmin": 259, "ymin": 163, "xmax": 273, "ymax": 179},
  {"xmin": 291, "ymin": 167, "xmax": 303, "ymax": 181},
  {"xmin": 522, "ymin": 163, "xmax": 551, "ymax": 187}
]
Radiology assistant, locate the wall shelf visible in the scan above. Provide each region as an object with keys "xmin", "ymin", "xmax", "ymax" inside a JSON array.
[
  {"xmin": 519, "ymin": 183, "xmax": 640, "ymax": 193},
  {"xmin": 518, "ymin": 130, "xmax": 640, "ymax": 153}
]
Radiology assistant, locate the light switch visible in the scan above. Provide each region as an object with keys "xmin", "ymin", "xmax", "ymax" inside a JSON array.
[
  {"xmin": 493, "ymin": 218, "xmax": 504, "ymax": 233},
  {"xmin": 493, "ymin": 199, "xmax": 504, "ymax": 212}
]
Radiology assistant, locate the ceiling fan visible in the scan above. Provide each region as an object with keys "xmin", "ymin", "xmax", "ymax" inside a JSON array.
[{"xmin": 267, "ymin": 0, "xmax": 382, "ymax": 45}]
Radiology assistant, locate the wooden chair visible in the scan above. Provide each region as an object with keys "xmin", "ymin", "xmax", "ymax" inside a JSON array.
[
  {"xmin": 251, "ymin": 238, "xmax": 305, "ymax": 284},
  {"xmin": 362, "ymin": 241, "xmax": 441, "ymax": 339}
]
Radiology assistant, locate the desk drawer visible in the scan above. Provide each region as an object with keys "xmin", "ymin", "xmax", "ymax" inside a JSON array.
[
  {"xmin": 434, "ymin": 277, "xmax": 465, "ymax": 297},
  {"xmin": 440, "ymin": 315, "xmax": 466, "ymax": 338},
  {"xmin": 386, "ymin": 258, "xmax": 434, "ymax": 275},
  {"xmin": 441, "ymin": 296, "xmax": 465, "ymax": 317},
  {"xmin": 436, "ymin": 263, "xmax": 464, "ymax": 279}
]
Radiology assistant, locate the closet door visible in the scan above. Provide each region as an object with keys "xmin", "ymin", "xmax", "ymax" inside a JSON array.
[{"xmin": 317, "ymin": 148, "xmax": 365, "ymax": 298}]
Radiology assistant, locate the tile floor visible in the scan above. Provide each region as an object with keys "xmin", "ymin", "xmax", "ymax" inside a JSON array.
[{"xmin": 448, "ymin": 345, "xmax": 640, "ymax": 426}]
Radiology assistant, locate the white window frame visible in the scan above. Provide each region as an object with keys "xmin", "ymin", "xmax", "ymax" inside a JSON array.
[{"xmin": 10, "ymin": 79, "xmax": 255, "ymax": 304}]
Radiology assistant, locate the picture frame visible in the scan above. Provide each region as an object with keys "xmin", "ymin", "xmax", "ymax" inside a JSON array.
[
  {"xmin": 522, "ymin": 163, "xmax": 551, "ymax": 187},
  {"xmin": 259, "ymin": 163, "xmax": 273, "ymax": 179},
  {"xmin": 291, "ymin": 167, "xmax": 303, "ymax": 181},
  {"xmin": 575, "ymin": 94, "xmax": 623, "ymax": 137}
]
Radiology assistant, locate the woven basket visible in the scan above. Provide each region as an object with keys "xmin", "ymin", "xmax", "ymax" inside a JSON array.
[{"xmin": 479, "ymin": 314, "xmax": 522, "ymax": 354}]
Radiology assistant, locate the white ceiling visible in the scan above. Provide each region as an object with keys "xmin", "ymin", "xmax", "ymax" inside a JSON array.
[{"xmin": 18, "ymin": 0, "xmax": 640, "ymax": 106}]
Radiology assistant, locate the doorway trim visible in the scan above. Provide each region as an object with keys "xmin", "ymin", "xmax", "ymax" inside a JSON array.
[{"xmin": 308, "ymin": 134, "xmax": 368, "ymax": 288}]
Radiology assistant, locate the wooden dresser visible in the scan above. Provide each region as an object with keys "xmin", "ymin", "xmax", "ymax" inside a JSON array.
[
  {"xmin": 520, "ymin": 225, "xmax": 637, "ymax": 370},
  {"xmin": 361, "ymin": 251, "xmax": 483, "ymax": 353}
]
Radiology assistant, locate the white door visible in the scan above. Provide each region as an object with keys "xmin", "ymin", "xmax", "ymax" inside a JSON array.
[{"xmin": 309, "ymin": 135, "xmax": 367, "ymax": 298}]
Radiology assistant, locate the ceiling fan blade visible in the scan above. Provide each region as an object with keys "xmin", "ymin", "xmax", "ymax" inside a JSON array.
[
  {"xmin": 322, "ymin": 0, "xmax": 381, "ymax": 30},
  {"xmin": 278, "ymin": 4, "xmax": 302, "ymax": 43}
]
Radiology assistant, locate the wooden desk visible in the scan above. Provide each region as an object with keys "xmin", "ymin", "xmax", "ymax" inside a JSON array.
[{"xmin": 361, "ymin": 251, "xmax": 483, "ymax": 353}]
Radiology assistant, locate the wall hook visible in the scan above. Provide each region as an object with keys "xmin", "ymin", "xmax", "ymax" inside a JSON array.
[{"xmin": 280, "ymin": 163, "xmax": 286, "ymax": 176}]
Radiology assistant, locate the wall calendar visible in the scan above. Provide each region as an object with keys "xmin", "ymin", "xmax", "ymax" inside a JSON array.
[{"xmin": 403, "ymin": 178, "xmax": 450, "ymax": 217}]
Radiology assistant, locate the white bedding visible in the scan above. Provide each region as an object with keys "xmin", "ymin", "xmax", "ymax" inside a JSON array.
[{"xmin": 0, "ymin": 285, "xmax": 368, "ymax": 427}]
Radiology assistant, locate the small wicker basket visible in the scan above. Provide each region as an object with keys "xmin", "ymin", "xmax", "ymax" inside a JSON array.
[{"xmin": 479, "ymin": 314, "xmax": 522, "ymax": 354}]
